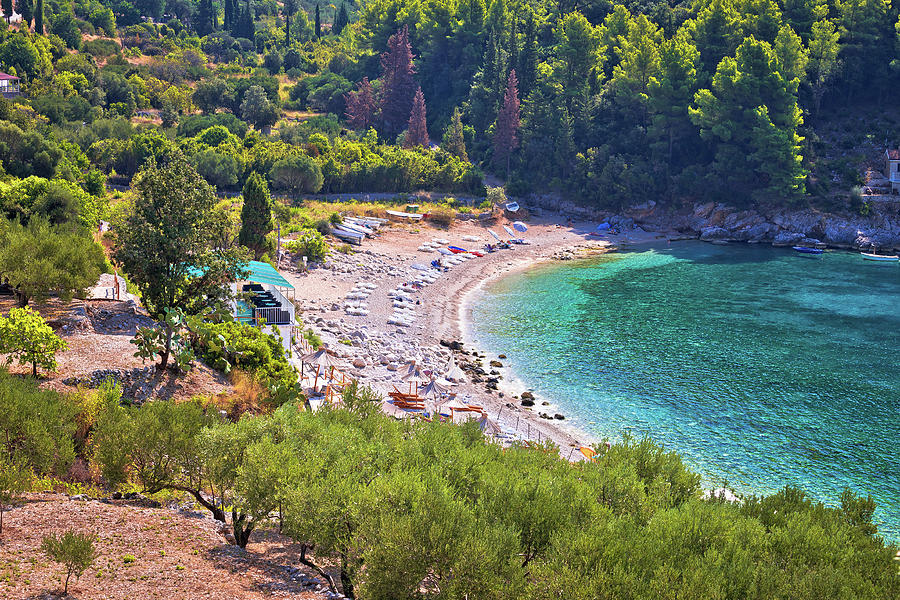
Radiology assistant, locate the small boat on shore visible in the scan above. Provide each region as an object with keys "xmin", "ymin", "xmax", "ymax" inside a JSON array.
[
  {"xmin": 386, "ymin": 209, "xmax": 423, "ymax": 221},
  {"xmin": 448, "ymin": 246, "xmax": 468, "ymax": 254},
  {"xmin": 861, "ymin": 252, "xmax": 899, "ymax": 262},
  {"xmin": 792, "ymin": 246, "xmax": 823, "ymax": 255}
]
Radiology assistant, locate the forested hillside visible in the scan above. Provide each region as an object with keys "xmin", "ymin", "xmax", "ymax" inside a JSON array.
[{"xmin": 0, "ymin": 0, "xmax": 898, "ymax": 217}]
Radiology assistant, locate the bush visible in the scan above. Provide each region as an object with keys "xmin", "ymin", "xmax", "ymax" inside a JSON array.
[
  {"xmin": 0, "ymin": 307, "xmax": 68, "ymax": 377},
  {"xmin": 427, "ymin": 206, "xmax": 456, "ymax": 228},
  {"xmin": 193, "ymin": 320, "xmax": 299, "ymax": 405},
  {"xmin": 284, "ymin": 229, "xmax": 328, "ymax": 261},
  {"xmin": 262, "ymin": 52, "xmax": 283, "ymax": 74}
]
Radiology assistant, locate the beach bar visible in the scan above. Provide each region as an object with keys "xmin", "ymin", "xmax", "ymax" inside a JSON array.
[{"xmin": 0, "ymin": 73, "xmax": 21, "ymax": 98}]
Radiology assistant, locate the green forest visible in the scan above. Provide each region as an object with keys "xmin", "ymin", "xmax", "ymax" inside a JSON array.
[{"xmin": 0, "ymin": 0, "xmax": 898, "ymax": 214}]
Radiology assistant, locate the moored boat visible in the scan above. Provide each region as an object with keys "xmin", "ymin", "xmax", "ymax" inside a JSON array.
[
  {"xmin": 792, "ymin": 246, "xmax": 823, "ymax": 255},
  {"xmin": 861, "ymin": 252, "xmax": 899, "ymax": 262}
]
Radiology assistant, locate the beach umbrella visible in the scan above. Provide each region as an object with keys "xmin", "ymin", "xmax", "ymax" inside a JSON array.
[
  {"xmin": 400, "ymin": 361, "xmax": 430, "ymax": 394},
  {"xmin": 300, "ymin": 347, "xmax": 339, "ymax": 389},
  {"xmin": 513, "ymin": 221, "xmax": 528, "ymax": 232},
  {"xmin": 437, "ymin": 247, "xmax": 453, "ymax": 256},
  {"xmin": 420, "ymin": 377, "xmax": 449, "ymax": 400},
  {"xmin": 444, "ymin": 357, "xmax": 466, "ymax": 383},
  {"xmin": 503, "ymin": 225, "xmax": 516, "ymax": 238},
  {"xmin": 488, "ymin": 229, "xmax": 502, "ymax": 241}
]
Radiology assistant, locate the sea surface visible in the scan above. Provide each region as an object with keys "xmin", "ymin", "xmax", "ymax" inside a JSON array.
[{"xmin": 470, "ymin": 241, "xmax": 900, "ymax": 539}]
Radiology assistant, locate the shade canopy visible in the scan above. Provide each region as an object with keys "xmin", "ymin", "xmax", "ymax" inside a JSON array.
[
  {"xmin": 420, "ymin": 378, "xmax": 450, "ymax": 399},
  {"xmin": 513, "ymin": 221, "xmax": 528, "ymax": 232},
  {"xmin": 300, "ymin": 348, "xmax": 339, "ymax": 368},
  {"xmin": 444, "ymin": 357, "xmax": 466, "ymax": 382},
  {"xmin": 244, "ymin": 260, "xmax": 294, "ymax": 289},
  {"xmin": 400, "ymin": 361, "xmax": 430, "ymax": 383}
]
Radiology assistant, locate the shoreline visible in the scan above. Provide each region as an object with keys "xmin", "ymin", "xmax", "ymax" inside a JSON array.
[{"xmin": 284, "ymin": 214, "xmax": 664, "ymax": 456}]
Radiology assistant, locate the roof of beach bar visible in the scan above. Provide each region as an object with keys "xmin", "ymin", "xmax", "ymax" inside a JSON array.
[
  {"xmin": 242, "ymin": 260, "xmax": 294, "ymax": 289},
  {"xmin": 187, "ymin": 260, "xmax": 294, "ymax": 289}
]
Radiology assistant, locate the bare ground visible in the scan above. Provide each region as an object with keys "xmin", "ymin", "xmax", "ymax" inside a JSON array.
[{"xmin": 0, "ymin": 493, "xmax": 330, "ymax": 600}]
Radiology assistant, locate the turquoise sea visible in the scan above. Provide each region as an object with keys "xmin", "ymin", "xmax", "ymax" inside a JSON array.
[{"xmin": 470, "ymin": 241, "xmax": 900, "ymax": 539}]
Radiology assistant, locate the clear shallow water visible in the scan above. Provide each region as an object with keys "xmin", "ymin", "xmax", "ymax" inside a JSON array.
[{"xmin": 471, "ymin": 242, "xmax": 900, "ymax": 539}]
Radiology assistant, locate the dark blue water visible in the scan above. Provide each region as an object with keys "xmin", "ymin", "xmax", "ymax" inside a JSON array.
[{"xmin": 471, "ymin": 242, "xmax": 900, "ymax": 539}]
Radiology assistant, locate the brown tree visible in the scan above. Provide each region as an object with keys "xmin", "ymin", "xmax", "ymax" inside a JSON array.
[
  {"xmin": 378, "ymin": 25, "xmax": 417, "ymax": 136},
  {"xmin": 344, "ymin": 77, "xmax": 376, "ymax": 130},
  {"xmin": 404, "ymin": 87, "xmax": 429, "ymax": 148},
  {"xmin": 493, "ymin": 70, "xmax": 521, "ymax": 178}
]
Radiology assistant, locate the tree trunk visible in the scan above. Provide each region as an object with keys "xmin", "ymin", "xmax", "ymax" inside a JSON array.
[
  {"xmin": 31, "ymin": 361, "xmax": 37, "ymax": 378},
  {"xmin": 64, "ymin": 569, "xmax": 71, "ymax": 594},
  {"xmin": 186, "ymin": 488, "xmax": 226, "ymax": 523},
  {"xmin": 1, "ymin": 504, "xmax": 4, "ymax": 536},
  {"xmin": 340, "ymin": 553, "xmax": 354, "ymax": 599},
  {"xmin": 16, "ymin": 291, "xmax": 28, "ymax": 307},
  {"xmin": 232, "ymin": 508, "xmax": 254, "ymax": 548},
  {"xmin": 159, "ymin": 323, "xmax": 173, "ymax": 370},
  {"xmin": 299, "ymin": 544, "xmax": 337, "ymax": 593}
]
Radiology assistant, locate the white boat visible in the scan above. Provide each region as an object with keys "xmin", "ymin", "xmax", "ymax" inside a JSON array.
[
  {"xmin": 861, "ymin": 252, "xmax": 898, "ymax": 262},
  {"xmin": 331, "ymin": 226, "xmax": 363, "ymax": 245},
  {"xmin": 505, "ymin": 202, "xmax": 520, "ymax": 212},
  {"xmin": 386, "ymin": 209, "xmax": 423, "ymax": 221},
  {"xmin": 337, "ymin": 221, "xmax": 374, "ymax": 236}
]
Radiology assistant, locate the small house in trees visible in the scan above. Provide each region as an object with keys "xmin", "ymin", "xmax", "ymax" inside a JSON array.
[
  {"xmin": 885, "ymin": 149, "xmax": 900, "ymax": 194},
  {"xmin": 0, "ymin": 73, "xmax": 21, "ymax": 98}
]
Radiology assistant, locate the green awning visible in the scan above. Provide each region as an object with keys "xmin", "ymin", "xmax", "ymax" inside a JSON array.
[{"xmin": 244, "ymin": 260, "xmax": 294, "ymax": 290}]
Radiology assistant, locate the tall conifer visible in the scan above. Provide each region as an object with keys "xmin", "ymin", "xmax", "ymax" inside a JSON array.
[
  {"xmin": 315, "ymin": 4, "xmax": 321, "ymax": 37},
  {"xmin": 405, "ymin": 87, "xmax": 429, "ymax": 148},
  {"xmin": 493, "ymin": 70, "xmax": 520, "ymax": 178},
  {"xmin": 33, "ymin": 0, "xmax": 42, "ymax": 34},
  {"xmin": 345, "ymin": 77, "xmax": 376, "ymax": 130},
  {"xmin": 378, "ymin": 25, "xmax": 417, "ymax": 136},
  {"xmin": 443, "ymin": 107, "xmax": 468, "ymax": 161},
  {"xmin": 239, "ymin": 172, "xmax": 274, "ymax": 260}
]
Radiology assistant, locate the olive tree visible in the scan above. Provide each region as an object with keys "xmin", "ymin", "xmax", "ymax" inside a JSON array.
[{"xmin": 0, "ymin": 307, "xmax": 68, "ymax": 377}]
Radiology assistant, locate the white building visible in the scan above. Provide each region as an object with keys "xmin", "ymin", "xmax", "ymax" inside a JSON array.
[{"xmin": 885, "ymin": 149, "xmax": 900, "ymax": 194}]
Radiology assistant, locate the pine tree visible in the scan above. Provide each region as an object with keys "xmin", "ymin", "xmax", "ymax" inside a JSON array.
[
  {"xmin": 405, "ymin": 87, "xmax": 429, "ymax": 148},
  {"xmin": 493, "ymin": 70, "xmax": 520, "ymax": 178},
  {"xmin": 224, "ymin": 0, "xmax": 233, "ymax": 29},
  {"xmin": 239, "ymin": 172, "xmax": 274, "ymax": 260},
  {"xmin": 345, "ymin": 77, "xmax": 376, "ymax": 130},
  {"xmin": 315, "ymin": 3, "xmax": 321, "ymax": 37},
  {"xmin": 378, "ymin": 25, "xmax": 417, "ymax": 136},
  {"xmin": 33, "ymin": 0, "xmax": 42, "ymax": 34},
  {"xmin": 333, "ymin": 2, "xmax": 349, "ymax": 35},
  {"xmin": 507, "ymin": 18, "xmax": 518, "ymax": 85},
  {"xmin": 442, "ymin": 106, "xmax": 468, "ymax": 161},
  {"xmin": 519, "ymin": 10, "xmax": 538, "ymax": 97}
]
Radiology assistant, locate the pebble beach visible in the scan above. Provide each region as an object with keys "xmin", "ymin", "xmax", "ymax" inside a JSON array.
[{"xmin": 282, "ymin": 213, "xmax": 665, "ymax": 456}]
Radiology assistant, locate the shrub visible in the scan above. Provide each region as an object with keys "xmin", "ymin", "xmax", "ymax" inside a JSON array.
[
  {"xmin": 284, "ymin": 229, "xmax": 328, "ymax": 261},
  {"xmin": 193, "ymin": 320, "xmax": 299, "ymax": 405},
  {"xmin": 41, "ymin": 530, "xmax": 99, "ymax": 595},
  {"xmin": 427, "ymin": 206, "xmax": 456, "ymax": 228}
]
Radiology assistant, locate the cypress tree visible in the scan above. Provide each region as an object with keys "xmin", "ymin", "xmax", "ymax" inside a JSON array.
[
  {"xmin": 283, "ymin": 0, "xmax": 296, "ymax": 45},
  {"xmin": 33, "ymin": 0, "xmax": 42, "ymax": 34},
  {"xmin": 17, "ymin": 0, "xmax": 33, "ymax": 28},
  {"xmin": 507, "ymin": 18, "xmax": 518, "ymax": 87},
  {"xmin": 405, "ymin": 87, "xmax": 429, "ymax": 148},
  {"xmin": 239, "ymin": 172, "xmax": 274, "ymax": 260},
  {"xmin": 333, "ymin": 2, "xmax": 349, "ymax": 35},
  {"xmin": 2, "ymin": 0, "xmax": 12, "ymax": 25},
  {"xmin": 315, "ymin": 3, "xmax": 321, "ymax": 37},
  {"xmin": 442, "ymin": 106, "xmax": 468, "ymax": 161}
]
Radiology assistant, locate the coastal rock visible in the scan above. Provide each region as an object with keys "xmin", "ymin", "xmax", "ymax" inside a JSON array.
[
  {"xmin": 772, "ymin": 231, "xmax": 805, "ymax": 247},
  {"xmin": 490, "ymin": 360, "xmax": 503, "ymax": 368},
  {"xmin": 699, "ymin": 226, "xmax": 731, "ymax": 241},
  {"xmin": 521, "ymin": 399, "xmax": 535, "ymax": 407},
  {"xmin": 352, "ymin": 358, "xmax": 366, "ymax": 369},
  {"xmin": 386, "ymin": 363, "xmax": 398, "ymax": 371},
  {"xmin": 554, "ymin": 414, "xmax": 565, "ymax": 420},
  {"xmin": 520, "ymin": 391, "xmax": 534, "ymax": 400}
]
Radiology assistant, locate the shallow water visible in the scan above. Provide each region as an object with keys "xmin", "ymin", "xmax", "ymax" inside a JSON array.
[{"xmin": 471, "ymin": 242, "xmax": 900, "ymax": 539}]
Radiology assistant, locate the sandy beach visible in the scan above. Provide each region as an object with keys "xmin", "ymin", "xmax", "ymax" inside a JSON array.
[{"xmin": 283, "ymin": 212, "xmax": 668, "ymax": 456}]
